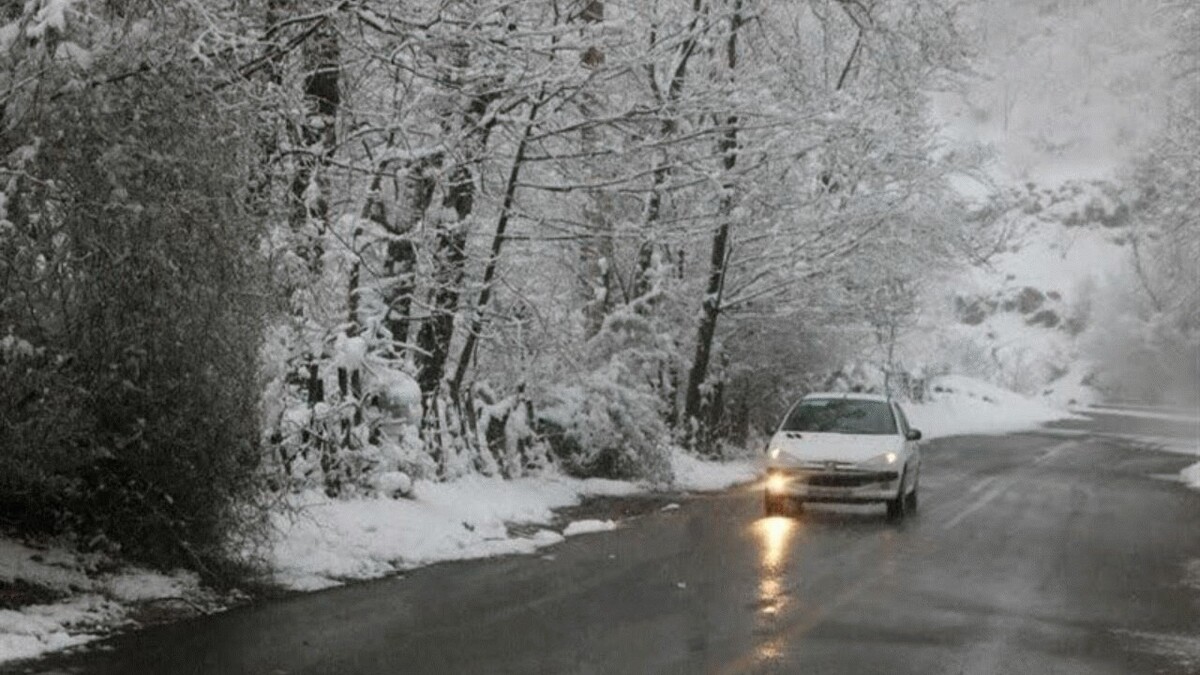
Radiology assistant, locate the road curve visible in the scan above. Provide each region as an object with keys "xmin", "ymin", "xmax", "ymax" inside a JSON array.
[{"xmin": 11, "ymin": 420, "xmax": 1200, "ymax": 674}]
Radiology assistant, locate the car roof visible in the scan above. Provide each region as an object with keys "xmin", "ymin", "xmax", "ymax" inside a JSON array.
[{"xmin": 801, "ymin": 392, "xmax": 892, "ymax": 403}]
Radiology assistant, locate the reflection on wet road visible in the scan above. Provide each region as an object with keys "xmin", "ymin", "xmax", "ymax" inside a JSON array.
[
  {"xmin": 753, "ymin": 516, "xmax": 793, "ymax": 669},
  {"xmin": 756, "ymin": 516, "xmax": 793, "ymax": 618},
  {"xmin": 14, "ymin": 421, "xmax": 1200, "ymax": 675}
]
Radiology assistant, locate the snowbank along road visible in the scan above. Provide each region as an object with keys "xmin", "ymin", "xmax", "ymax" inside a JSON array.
[{"xmin": 10, "ymin": 409, "xmax": 1200, "ymax": 674}]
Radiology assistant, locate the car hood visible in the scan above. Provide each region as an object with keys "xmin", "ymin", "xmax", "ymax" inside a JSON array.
[{"xmin": 769, "ymin": 432, "xmax": 902, "ymax": 465}]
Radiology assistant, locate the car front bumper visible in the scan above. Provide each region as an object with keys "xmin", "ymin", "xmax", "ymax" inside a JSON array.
[{"xmin": 766, "ymin": 466, "xmax": 901, "ymax": 503}]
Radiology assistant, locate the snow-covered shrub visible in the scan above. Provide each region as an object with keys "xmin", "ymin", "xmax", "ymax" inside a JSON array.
[
  {"xmin": 263, "ymin": 330, "xmax": 433, "ymax": 496},
  {"xmin": 537, "ymin": 362, "xmax": 672, "ymax": 483},
  {"xmin": 472, "ymin": 384, "xmax": 548, "ymax": 479},
  {"xmin": 0, "ymin": 53, "xmax": 270, "ymax": 574},
  {"xmin": 0, "ymin": 336, "xmax": 93, "ymax": 532}
]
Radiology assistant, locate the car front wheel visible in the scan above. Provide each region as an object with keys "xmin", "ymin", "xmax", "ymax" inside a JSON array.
[
  {"xmin": 904, "ymin": 480, "xmax": 919, "ymax": 512},
  {"xmin": 886, "ymin": 473, "xmax": 907, "ymax": 521}
]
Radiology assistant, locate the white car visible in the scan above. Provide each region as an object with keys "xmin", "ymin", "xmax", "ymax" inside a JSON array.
[{"xmin": 764, "ymin": 393, "xmax": 922, "ymax": 520}]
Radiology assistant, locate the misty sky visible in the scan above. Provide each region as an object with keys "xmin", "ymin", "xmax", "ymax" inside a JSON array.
[{"xmin": 939, "ymin": 0, "xmax": 1175, "ymax": 186}]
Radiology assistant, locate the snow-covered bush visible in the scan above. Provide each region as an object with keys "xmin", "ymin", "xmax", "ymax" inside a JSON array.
[
  {"xmin": 0, "ymin": 336, "xmax": 92, "ymax": 532},
  {"xmin": 537, "ymin": 362, "xmax": 672, "ymax": 483},
  {"xmin": 0, "ymin": 31, "xmax": 270, "ymax": 574},
  {"xmin": 263, "ymin": 329, "xmax": 432, "ymax": 495}
]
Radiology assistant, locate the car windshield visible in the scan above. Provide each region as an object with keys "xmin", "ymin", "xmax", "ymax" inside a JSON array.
[{"xmin": 781, "ymin": 398, "xmax": 897, "ymax": 435}]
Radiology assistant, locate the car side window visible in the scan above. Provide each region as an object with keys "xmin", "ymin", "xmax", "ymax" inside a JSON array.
[{"xmin": 893, "ymin": 404, "xmax": 911, "ymax": 436}]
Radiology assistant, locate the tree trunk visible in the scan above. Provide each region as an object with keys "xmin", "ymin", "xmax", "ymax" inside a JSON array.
[
  {"xmin": 683, "ymin": 213, "xmax": 732, "ymax": 442},
  {"xmin": 450, "ymin": 97, "xmax": 542, "ymax": 396},
  {"xmin": 289, "ymin": 16, "xmax": 339, "ymax": 278},
  {"xmin": 383, "ymin": 156, "xmax": 437, "ymax": 355},
  {"xmin": 577, "ymin": 0, "xmax": 616, "ymax": 336},
  {"xmin": 279, "ymin": 9, "xmax": 339, "ymax": 410},
  {"xmin": 415, "ymin": 212, "xmax": 468, "ymax": 396},
  {"xmin": 683, "ymin": 0, "xmax": 743, "ymax": 451},
  {"xmin": 338, "ymin": 162, "xmax": 396, "ymax": 445},
  {"xmin": 415, "ymin": 61, "xmax": 498, "ymax": 396},
  {"xmin": 631, "ymin": 0, "xmax": 705, "ymax": 302}
]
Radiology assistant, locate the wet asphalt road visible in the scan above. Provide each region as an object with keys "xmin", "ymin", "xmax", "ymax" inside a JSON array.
[{"xmin": 14, "ymin": 411, "xmax": 1200, "ymax": 675}]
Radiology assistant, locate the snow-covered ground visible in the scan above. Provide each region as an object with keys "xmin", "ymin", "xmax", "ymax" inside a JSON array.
[
  {"xmin": 906, "ymin": 375, "xmax": 1077, "ymax": 440},
  {"xmin": 0, "ymin": 540, "xmax": 220, "ymax": 663},
  {"xmin": 0, "ymin": 596, "xmax": 123, "ymax": 663},
  {"xmin": 268, "ymin": 449, "xmax": 758, "ymax": 591},
  {"xmin": 0, "ymin": 448, "xmax": 755, "ymax": 664},
  {"xmin": 267, "ymin": 475, "xmax": 627, "ymax": 591},
  {"xmin": 670, "ymin": 447, "xmax": 761, "ymax": 491}
]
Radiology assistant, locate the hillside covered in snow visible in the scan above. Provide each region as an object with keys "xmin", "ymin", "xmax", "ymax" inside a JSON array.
[{"xmin": 894, "ymin": 179, "xmax": 1163, "ymax": 408}]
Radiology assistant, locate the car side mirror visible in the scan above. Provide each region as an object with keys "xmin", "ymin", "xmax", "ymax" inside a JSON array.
[{"xmin": 906, "ymin": 429, "xmax": 922, "ymax": 441}]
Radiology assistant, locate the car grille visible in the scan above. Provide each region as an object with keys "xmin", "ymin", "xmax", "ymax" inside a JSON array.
[
  {"xmin": 771, "ymin": 467, "xmax": 899, "ymax": 487},
  {"xmin": 803, "ymin": 472, "xmax": 895, "ymax": 487}
]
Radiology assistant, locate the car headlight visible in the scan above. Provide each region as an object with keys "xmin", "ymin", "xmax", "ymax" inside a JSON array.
[
  {"xmin": 767, "ymin": 473, "xmax": 788, "ymax": 493},
  {"xmin": 768, "ymin": 446, "xmax": 781, "ymax": 459},
  {"xmin": 864, "ymin": 452, "xmax": 899, "ymax": 466}
]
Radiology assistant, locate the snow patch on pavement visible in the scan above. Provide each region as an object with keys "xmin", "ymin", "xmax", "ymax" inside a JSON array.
[
  {"xmin": 1071, "ymin": 405, "xmax": 1200, "ymax": 424},
  {"xmin": 1043, "ymin": 429, "xmax": 1199, "ymax": 488},
  {"xmin": 562, "ymin": 520, "xmax": 617, "ymax": 536},
  {"xmin": 1106, "ymin": 435, "xmax": 1200, "ymax": 457},
  {"xmin": 1182, "ymin": 462, "xmax": 1200, "ymax": 491},
  {"xmin": 906, "ymin": 375, "xmax": 1076, "ymax": 439}
]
